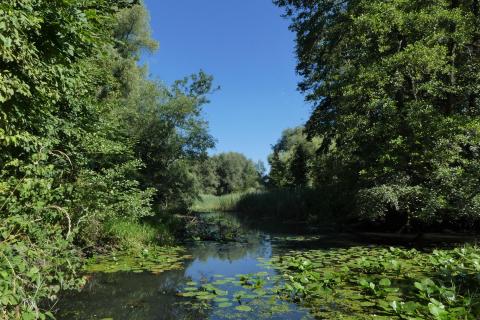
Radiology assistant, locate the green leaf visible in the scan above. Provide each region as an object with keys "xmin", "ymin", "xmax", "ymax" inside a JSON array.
[
  {"xmin": 235, "ymin": 305, "xmax": 252, "ymax": 312},
  {"xmin": 379, "ymin": 278, "xmax": 391, "ymax": 287},
  {"xmin": 218, "ymin": 302, "xmax": 233, "ymax": 308}
]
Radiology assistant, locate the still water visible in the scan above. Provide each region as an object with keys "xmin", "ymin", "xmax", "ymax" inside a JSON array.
[{"xmin": 56, "ymin": 213, "xmax": 362, "ymax": 320}]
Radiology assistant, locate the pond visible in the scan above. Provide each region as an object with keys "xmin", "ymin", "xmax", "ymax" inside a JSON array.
[
  {"xmin": 55, "ymin": 213, "xmax": 357, "ymax": 319},
  {"xmin": 55, "ymin": 213, "xmax": 479, "ymax": 319}
]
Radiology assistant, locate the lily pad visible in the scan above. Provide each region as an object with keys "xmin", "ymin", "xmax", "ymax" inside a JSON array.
[
  {"xmin": 235, "ymin": 305, "xmax": 252, "ymax": 312},
  {"xmin": 218, "ymin": 302, "xmax": 233, "ymax": 308}
]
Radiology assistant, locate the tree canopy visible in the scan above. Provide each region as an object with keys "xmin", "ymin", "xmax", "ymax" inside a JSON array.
[
  {"xmin": 197, "ymin": 152, "xmax": 263, "ymax": 195},
  {"xmin": 268, "ymin": 126, "xmax": 321, "ymax": 188},
  {"xmin": 275, "ymin": 0, "xmax": 480, "ymax": 227}
]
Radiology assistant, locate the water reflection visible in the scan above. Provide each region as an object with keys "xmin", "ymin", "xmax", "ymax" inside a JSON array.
[
  {"xmin": 56, "ymin": 214, "xmax": 314, "ymax": 320},
  {"xmin": 57, "ymin": 268, "xmax": 210, "ymax": 320}
]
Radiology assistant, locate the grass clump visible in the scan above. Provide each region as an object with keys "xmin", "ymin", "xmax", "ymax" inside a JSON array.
[
  {"xmin": 191, "ymin": 193, "xmax": 245, "ymax": 212},
  {"xmin": 104, "ymin": 217, "xmax": 177, "ymax": 252}
]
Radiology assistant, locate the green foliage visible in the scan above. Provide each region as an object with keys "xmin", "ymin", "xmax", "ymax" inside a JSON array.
[
  {"xmin": 0, "ymin": 218, "xmax": 85, "ymax": 320},
  {"xmin": 235, "ymin": 188, "xmax": 348, "ymax": 223},
  {"xmin": 0, "ymin": 1, "xmax": 141, "ymax": 318},
  {"xmin": 123, "ymin": 73, "xmax": 216, "ymax": 210},
  {"xmin": 274, "ymin": 0, "xmax": 480, "ymax": 228},
  {"xmin": 0, "ymin": 1, "xmax": 216, "ymax": 318},
  {"xmin": 271, "ymin": 246, "xmax": 480, "ymax": 319},
  {"xmin": 72, "ymin": 161, "xmax": 156, "ymax": 248},
  {"xmin": 191, "ymin": 193, "xmax": 246, "ymax": 213},
  {"xmin": 197, "ymin": 152, "xmax": 263, "ymax": 196},
  {"xmin": 268, "ymin": 127, "xmax": 321, "ymax": 188},
  {"xmin": 113, "ymin": 4, "xmax": 158, "ymax": 58}
]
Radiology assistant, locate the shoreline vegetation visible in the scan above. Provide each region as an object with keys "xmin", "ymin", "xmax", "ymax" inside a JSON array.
[{"xmin": 192, "ymin": 190, "xmax": 480, "ymax": 235}]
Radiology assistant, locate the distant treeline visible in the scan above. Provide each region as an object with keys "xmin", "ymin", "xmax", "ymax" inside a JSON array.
[{"xmin": 196, "ymin": 152, "xmax": 265, "ymax": 196}]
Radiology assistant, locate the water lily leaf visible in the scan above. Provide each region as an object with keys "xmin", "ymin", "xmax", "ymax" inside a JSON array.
[
  {"xmin": 214, "ymin": 297, "xmax": 230, "ymax": 302},
  {"xmin": 184, "ymin": 287, "xmax": 198, "ymax": 291},
  {"xmin": 215, "ymin": 290, "xmax": 228, "ymax": 296},
  {"xmin": 379, "ymin": 278, "xmax": 391, "ymax": 287},
  {"xmin": 235, "ymin": 305, "xmax": 252, "ymax": 312},
  {"xmin": 253, "ymin": 289, "xmax": 267, "ymax": 296},
  {"xmin": 178, "ymin": 292, "xmax": 197, "ymax": 297},
  {"xmin": 218, "ymin": 302, "xmax": 233, "ymax": 308}
]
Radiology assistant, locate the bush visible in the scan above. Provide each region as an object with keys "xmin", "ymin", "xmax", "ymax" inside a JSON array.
[{"xmin": 0, "ymin": 218, "xmax": 84, "ymax": 319}]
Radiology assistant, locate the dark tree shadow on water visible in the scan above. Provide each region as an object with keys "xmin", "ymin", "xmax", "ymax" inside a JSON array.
[{"xmin": 55, "ymin": 268, "xmax": 210, "ymax": 320}]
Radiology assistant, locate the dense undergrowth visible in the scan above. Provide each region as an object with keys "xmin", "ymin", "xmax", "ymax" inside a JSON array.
[
  {"xmin": 194, "ymin": 189, "xmax": 480, "ymax": 233},
  {"xmin": 236, "ymin": 188, "xmax": 345, "ymax": 224}
]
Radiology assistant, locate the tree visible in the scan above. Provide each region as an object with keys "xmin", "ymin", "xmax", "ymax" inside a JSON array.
[
  {"xmin": 128, "ymin": 73, "xmax": 216, "ymax": 210},
  {"xmin": 267, "ymin": 127, "xmax": 320, "ymax": 188},
  {"xmin": 114, "ymin": 4, "xmax": 158, "ymax": 59},
  {"xmin": 255, "ymin": 160, "xmax": 268, "ymax": 186},
  {"xmin": 268, "ymin": 151, "xmax": 288, "ymax": 188},
  {"xmin": 290, "ymin": 144, "xmax": 308, "ymax": 187},
  {"xmin": 197, "ymin": 153, "xmax": 261, "ymax": 195},
  {"xmin": 275, "ymin": 0, "xmax": 480, "ymax": 226}
]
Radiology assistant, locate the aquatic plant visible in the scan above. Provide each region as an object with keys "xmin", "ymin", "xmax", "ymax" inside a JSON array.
[
  {"xmin": 270, "ymin": 246, "xmax": 480, "ymax": 319},
  {"xmin": 177, "ymin": 271, "xmax": 310, "ymax": 319},
  {"xmin": 83, "ymin": 247, "xmax": 190, "ymax": 274}
]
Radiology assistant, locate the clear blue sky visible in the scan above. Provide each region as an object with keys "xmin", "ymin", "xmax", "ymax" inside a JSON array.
[{"xmin": 143, "ymin": 0, "xmax": 310, "ymax": 164}]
